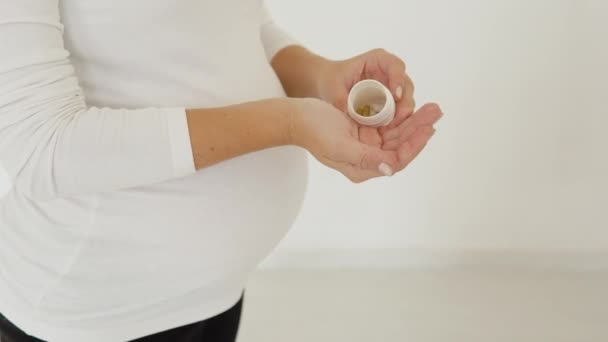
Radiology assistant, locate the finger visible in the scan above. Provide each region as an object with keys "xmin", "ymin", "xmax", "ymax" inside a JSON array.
[
  {"xmin": 395, "ymin": 73, "xmax": 415, "ymax": 116},
  {"xmin": 382, "ymin": 124, "xmax": 432, "ymax": 150},
  {"xmin": 366, "ymin": 49, "xmax": 405, "ymax": 100},
  {"xmin": 343, "ymin": 166, "xmax": 385, "ymax": 183},
  {"xmin": 346, "ymin": 126, "xmax": 436, "ymax": 179},
  {"xmin": 339, "ymin": 140, "xmax": 398, "ymax": 176},
  {"xmin": 378, "ymin": 109, "xmax": 408, "ymax": 135},
  {"xmin": 394, "ymin": 126, "xmax": 436, "ymax": 172},
  {"xmin": 386, "ymin": 59, "xmax": 407, "ymax": 101},
  {"xmin": 323, "ymin": 151, "xmax": 389, "ymax": 182},
  {"xmin": 382, "ymin": 103, "xmax": 443, "ymax": 142},
  {"xmin": 359, "ymin": 126, "xmax": 383, "ymax": 147},
  {"xmin": 378, "ymin": 77, "xmax": 417, "ymax": 134},
  {"xmin": 322, "ymin": 158, "xmax": 381, "ymax": 183},
  {"xmin": 364, "ymin": 50, "xmax": 413, "ymax": 112}
]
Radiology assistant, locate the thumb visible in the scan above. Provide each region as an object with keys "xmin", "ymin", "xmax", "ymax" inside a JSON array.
[{"xmin": 343, "ymin": 142, "xmax": 396, "ymax": 176}]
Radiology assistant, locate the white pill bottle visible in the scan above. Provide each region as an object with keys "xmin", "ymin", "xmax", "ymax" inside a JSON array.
[{"xmin": 347, "ymin": 79, "xmax": 396, "ymax": 127}]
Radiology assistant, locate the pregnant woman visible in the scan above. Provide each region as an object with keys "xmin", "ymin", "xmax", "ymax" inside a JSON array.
[{"xmin": 0, "ymin": 1, "xmax": 442, "ymax": 341}]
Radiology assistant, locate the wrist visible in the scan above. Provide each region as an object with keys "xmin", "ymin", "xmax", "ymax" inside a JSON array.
[
  {"xmin": 312, "ymin": 58, "xmax": 336, "ymax": 99},
  {"xmin": 266, "ymin": 98, "xmax": 298, "ymax": 148},
  {"xmin": 272, "ymin": 46, "xmax": 333, "ymax": 98},
  {"xmin": 286, "ymin": 97, "xmax": 316, "ymax": 148},
  {"xmin": 310, "ymin": 56, "xmax": 334, "ymax": 99}
]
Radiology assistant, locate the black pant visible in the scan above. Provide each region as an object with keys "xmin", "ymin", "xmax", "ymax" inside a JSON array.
[{"xmin": 0, "ymin": 296, "xmax": 243, "ymax": 342}]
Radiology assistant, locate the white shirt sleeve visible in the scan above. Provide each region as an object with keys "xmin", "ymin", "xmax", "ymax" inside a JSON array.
[
  {"xmin": 0, "ymin": 0, "xmax": 195, "ymax": 200},
  {"xmin": 259, "ymin": 3, "xmax": 299, "ymax": 61}
]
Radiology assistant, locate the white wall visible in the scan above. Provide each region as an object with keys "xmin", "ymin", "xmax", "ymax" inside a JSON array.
[{"xmin": 263, "ymin": 0, "xmax": 608, "ymax": 258}]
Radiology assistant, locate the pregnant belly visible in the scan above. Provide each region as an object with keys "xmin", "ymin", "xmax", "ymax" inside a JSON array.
[
  {"xmin": 28, "ymin": 147, "xmax": 307, "ymax": 319},
  {"xmin": 91, "ymin": 146, "xmax": 308, "ymax": 272}
]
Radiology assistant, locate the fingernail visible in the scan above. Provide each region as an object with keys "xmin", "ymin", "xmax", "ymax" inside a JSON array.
[
  {"xmin": 395, "ymin": 86, "xmax": 403, "ymax": 99},
  {"xmin": 379, "ymin": 163, "xmax": 394, "ymax": 177}
]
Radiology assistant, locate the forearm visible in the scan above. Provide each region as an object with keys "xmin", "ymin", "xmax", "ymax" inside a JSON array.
[
  {"xmin": 271, "ymin": 46, "xmax": 332, "ymax": 98},
  {"xmin": 186, "ymin": 98, "xmax": 295, "ymax": 169}
]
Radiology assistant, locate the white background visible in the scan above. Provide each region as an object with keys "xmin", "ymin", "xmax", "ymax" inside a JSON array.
[{"xmin": 262, "ymin": 0, "xmax": 608, "ymax": 261}]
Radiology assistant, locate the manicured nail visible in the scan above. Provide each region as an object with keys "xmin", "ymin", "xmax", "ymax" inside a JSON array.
[
  {"xmin": 379, "ymin": 163, "xmax": 393, "ymax": 177},
  {"xmin": 395, "ymin": 86, "xmax": 403, "ymax": 100}
]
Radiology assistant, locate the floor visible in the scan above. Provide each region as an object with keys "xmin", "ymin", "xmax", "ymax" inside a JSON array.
[{"xmin": 238, "ymin": 269, "xmax": 608, "ymax": 342}]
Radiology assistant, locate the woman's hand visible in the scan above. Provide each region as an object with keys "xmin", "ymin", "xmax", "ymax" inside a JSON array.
[
  {"xmin": 315, "ymin": 48, "xmax": 437, "ymax": 160},
  {"xmin": 272, "ymin": 46, "xmax": 441, "ymax": 182},
  {"xmin": 290, "ymin": 98, "xmax": 442, "ymax": 183},
  {"xmin": 317, "ymin": 48, "xmax": 416, "ymax": 120}
]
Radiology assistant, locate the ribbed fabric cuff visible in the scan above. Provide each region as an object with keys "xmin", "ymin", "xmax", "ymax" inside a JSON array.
[
  {"xmin": 260, "ymin": 22, "xmax": 299, "ymax": 61},
  {"xmin": 165, "ymin": 108, "xmax": 196, "ymax": 178}
]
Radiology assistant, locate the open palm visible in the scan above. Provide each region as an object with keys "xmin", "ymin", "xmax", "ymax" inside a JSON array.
[
  {"xmin": 351, "ymin": 103, "xmax": 442, "ymax": 178},
  {"xmin": 294, "ymin": 98, "xmax": 441, "ymax": 183}
]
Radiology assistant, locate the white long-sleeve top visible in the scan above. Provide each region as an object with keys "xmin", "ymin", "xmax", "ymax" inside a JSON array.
[{"xmin": 0, "ymin": 1, "xmax": 308, "ymax": 341}]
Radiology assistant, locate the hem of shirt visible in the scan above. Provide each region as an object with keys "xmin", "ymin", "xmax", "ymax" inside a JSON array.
[
  {"xmin": 165, "ymin": 107, "xmax": 196, "ymax": 178},
  {"xmin": 0, "ymin": 277, "xmax": 245, "ymax": 342}
]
